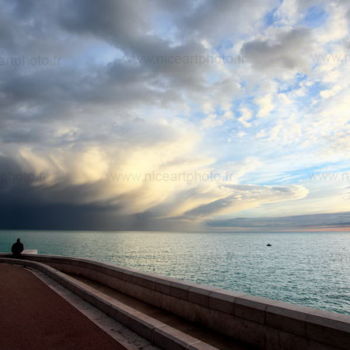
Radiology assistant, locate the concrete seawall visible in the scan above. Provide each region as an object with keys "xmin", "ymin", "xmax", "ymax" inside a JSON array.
[{"xmin": 1, "ymin": 254, "xmax": 350, "ymax": 349}]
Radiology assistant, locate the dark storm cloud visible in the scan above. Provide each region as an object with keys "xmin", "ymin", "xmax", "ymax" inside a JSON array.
[
  {"xmin": 0, "ymin": 155, "xmax": 194, "ymax": 231},
  {"xmin": 0, "ymin": 154, "xmax": 141, "ymax": 230}
]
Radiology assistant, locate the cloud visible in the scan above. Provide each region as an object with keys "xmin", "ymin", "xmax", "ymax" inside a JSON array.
[
  {"xmin": 207, "ymin": 211, "xmax": 350, "ymax": 230},
  {"xmin": 241, "ymin": 28, "xmax": 314, "ymax": 74},
  {"xmin": 181, "ymin": 184, "xmax": 308, "ymax": 219},
  {"xmin": 0, "ymin": 120, "xmax": 309, "ymax": 228},
  {"xmin": 238, "ymin": 108, "xmax": 253, "ymax": 127},
  {"xmin": 0, "ymin": 0, "xmax": 349, "ymax": 230},
  {"xmin": 183, "ymin": 0, "xmax": 276, "ymax": 39},
  {"xmin": 256, "ymin": 95, "xmax": 274, "ymax": 118}
]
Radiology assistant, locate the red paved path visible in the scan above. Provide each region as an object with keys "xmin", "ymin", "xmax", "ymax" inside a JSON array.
[{"xmin": 0, "ymin": 263, "xmax": 127, "ymax": 350}]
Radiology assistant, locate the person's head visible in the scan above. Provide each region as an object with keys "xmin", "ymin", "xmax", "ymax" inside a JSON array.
[{"xmin": 16, "ymin": 238, "xmax": 21, "ymax": 243}]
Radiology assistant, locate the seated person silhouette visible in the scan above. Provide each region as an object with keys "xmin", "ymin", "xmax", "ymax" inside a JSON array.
[{"xmin": 11, "ymin": 238, "xmax": 24, "ymax": 257}]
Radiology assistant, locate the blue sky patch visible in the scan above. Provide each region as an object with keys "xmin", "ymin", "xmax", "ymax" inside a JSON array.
[{"xmin": 302, "ymin": 6, "xmax": 329, "ymax": 28}]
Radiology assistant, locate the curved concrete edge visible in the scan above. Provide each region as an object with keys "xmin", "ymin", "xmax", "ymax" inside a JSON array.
[
  {"xmin": 2, "ymin": 253, "xmax": 350, "ymax": 349},
  {"xmin": 0, "ymin": 257, "xmax": 217, "ymax": 350},
  {"xmin": 0, "ymin": 253, "xmax": 342, "ymax": 317}
]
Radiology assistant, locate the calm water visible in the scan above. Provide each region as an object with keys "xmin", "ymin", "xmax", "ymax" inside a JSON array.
[{"xmin": 1, "ymin": 230, "xmax": 350, "ymax": 315}]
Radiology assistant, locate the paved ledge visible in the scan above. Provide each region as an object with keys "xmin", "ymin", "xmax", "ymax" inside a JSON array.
[
  {"xmin": 0, "ymin": 257, "xmax": 220, "ymax": 350},
  {"xmin": 0, "ymin": 263, "xmax": 127, "ymax": 350},
  {"xmin": 29, "ymin": 268, "xmax": 159, "ymax": 350},
  {"xmin": 1, "ymin": 254, "xmax": 350, "ymax": 349}
]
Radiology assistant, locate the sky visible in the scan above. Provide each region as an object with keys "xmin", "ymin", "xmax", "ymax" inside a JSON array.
[{"xmin": 0, "ymin": 0, "xmax": 349, "ymax": 231}]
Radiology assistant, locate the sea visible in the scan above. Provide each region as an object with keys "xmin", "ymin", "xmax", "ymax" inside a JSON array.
[{"xmin": 1, "ymin": 230, "xmax": 350, "ymax": 315}]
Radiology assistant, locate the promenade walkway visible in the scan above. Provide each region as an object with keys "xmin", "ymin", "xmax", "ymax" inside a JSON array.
[{"xmin": 0, "ymin": 264, "xmax": 127, "ymax": 350}]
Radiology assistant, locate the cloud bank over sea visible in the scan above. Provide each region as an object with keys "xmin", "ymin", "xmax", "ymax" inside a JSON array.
[{"xmin": 0, "ymin": 0, "xmax": 349, "ymax": 230}]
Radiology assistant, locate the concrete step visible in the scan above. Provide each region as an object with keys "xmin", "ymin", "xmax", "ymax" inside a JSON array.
[
  {"xmin": 0, "ymin": 258, "xmax": 226, "ymax": 350},
  {"xmin": 69, "ymin": 274, "xmax": 249, "ymax": 350}
]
